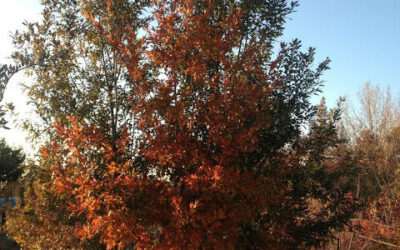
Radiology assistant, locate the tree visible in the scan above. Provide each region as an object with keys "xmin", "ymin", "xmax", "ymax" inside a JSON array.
[
  {"xmin": 340, "ymin": 83, "xmax": 400, "ymax": 248},
  {"xmin": 0, "ymin": 139, "xmax": 24, "ymax": 233},
  {"xmin": 0, "ymin": 138, "xmax": 24, "ymax": 206},
  {"xmin": 6, "ymin": 160, "xmax": 84, "ymax": 249},
  {"xmin": 41, "ymin": 0, "xmax": 359, "ymax": 248},
  {"xmin": 0, "ymin": 65, "xmax": 17, "ymax": 128},
  {"xmin": 0, "ymin": 139, "xmax": 24, "ymax": 184},
  {"xmin": 5, "ymin": 0, "xmax": 360, "ymax": 249},
  {"xmin": 343, "ymin": 83, "xmax": 400, "ymax": 205},
  {"xmin": 10, "ymin": 0, "xmax": 145, "ymax": 142},
  {"xmin": 6, "ymin": 160, "xmax": 104, "ymax": 249},
  {"xmin": 5, "ymin": 0, "xmax": 146, "ymax": 247}
]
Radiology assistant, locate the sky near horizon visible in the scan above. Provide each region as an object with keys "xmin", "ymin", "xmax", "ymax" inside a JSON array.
[
  {"xmin": 0, "ymin": 0, "xmax": 400, "ymax": 152},
  {"xmin": 0, "ymin": 0, "xmax": 41, "ymax": 153}
]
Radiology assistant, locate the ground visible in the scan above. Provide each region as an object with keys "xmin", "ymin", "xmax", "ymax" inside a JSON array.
[{"xmin": 0, "ymin": 232, "xmax": 19, "ymax": 250}]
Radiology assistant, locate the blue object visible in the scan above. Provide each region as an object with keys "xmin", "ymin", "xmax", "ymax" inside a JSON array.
[{"xmin": 0, "ymin": 197, "xmax": 16, "ymax": 207}]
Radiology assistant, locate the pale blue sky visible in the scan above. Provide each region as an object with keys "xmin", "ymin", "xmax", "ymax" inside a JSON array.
[
  {"xmin": 282, "ymin": 0, "xmax": 400, "ymax": 107},
  {"xmin": 0, "ymin": 0, "xmax": 399, "ymax": 150}
]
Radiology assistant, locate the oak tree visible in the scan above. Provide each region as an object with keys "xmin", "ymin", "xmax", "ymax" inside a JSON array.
[
  {"xmin": 45, "ymin": 0, "xmax": 359, "ymax": 248},
  {"xmin": 5, "ymin": 0, "xmax": 360, "ymax": 249}
]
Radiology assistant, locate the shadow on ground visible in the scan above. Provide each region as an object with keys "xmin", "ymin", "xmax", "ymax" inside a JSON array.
[{"xmin": 0, "ymin": 232, "xmax": 19, "ymax": 250}]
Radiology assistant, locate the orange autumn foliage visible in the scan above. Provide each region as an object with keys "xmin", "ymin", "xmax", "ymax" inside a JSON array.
[{"xmin": 38, "ymin": 0, "xmax": 359, "ymax": 249}]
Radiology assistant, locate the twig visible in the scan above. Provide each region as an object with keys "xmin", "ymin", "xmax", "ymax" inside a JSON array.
[{"xmin": 355, "ymin": 233, "xmax": 400, "ymax": 248}]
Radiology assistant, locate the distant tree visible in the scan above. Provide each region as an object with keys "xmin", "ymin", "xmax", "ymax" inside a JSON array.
[
  {"xmin": 341, "ymin": 83, "xmax": 400, "ymax": 248},
  {"xmin": 0, "ymin": 139, "xmax": 24, "ymax": 184},
  {"xmin": 0, "ymin": 139, "xmax": 24, "ymax": 232},
  {"xmin": 0, "ymin": 138, "xmax": 24, "ymax": 205},
  {"xmin": 343, "ymin": 83, "xmax": 400, "ymax": 201}
]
